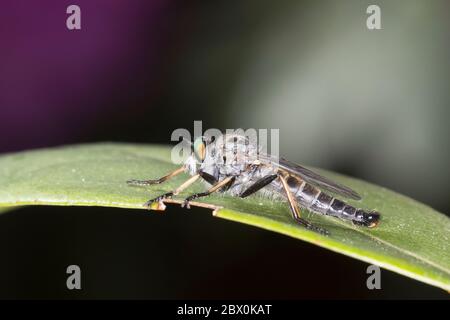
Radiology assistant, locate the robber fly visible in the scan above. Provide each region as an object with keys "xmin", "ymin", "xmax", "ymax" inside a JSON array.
[{"xmin": 127, "ymin": 133, "xmax": 380, "ymax": 235}]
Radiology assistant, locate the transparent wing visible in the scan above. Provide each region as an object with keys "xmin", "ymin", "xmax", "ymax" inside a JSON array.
[{"xmin": 259, "ymin": 154, "xmax": 361, "ymax": 200}]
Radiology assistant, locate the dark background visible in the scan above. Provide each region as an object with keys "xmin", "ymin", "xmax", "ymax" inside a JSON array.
[{"xmin": 0, "ymin": 0, "xmax": 448, "ymax": 298}]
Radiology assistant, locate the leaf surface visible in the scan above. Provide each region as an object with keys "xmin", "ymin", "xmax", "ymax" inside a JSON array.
[{"xmin": 0, "ymin": 143, "xmax": 448, "ymax": 290}]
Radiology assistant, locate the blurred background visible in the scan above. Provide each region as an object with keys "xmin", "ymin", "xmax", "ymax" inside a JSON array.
[{"xmin": 0, "ymin": 0, "xmax": 448, "ymax": 298}]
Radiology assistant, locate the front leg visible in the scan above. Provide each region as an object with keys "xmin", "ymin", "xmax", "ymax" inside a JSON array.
[
  {"xmin": 143, "ymin": 174, "xmax": 200, "ymax": 208},
  {"xmin": 143, "ymin": 191, "xmax": 174, "ymax": 207},
  {"xmin": 279, "ymin": 174, "xmax": 329, "ymax": 235},
  {"xmin": 141, "ymin": 170, "xmax": 217, "ymax": 208},
  {"xmin": 198, "ymin": 170, "xmax": 218, "ymax": 185},
  {"xmin": 239, "ymin": 174, "xmax": 278, "ymax": 198},
  {"xmin": 182, "ymin": 176, "xmax": 235, "ymax": 209},
  {"xmin": 127, "ymin": 167, "xmax": 185, "ymax": 186}
]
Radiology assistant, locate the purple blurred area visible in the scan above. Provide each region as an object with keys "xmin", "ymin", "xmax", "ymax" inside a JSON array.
[{"xmin": 0, "ymin": 0, "xmax": 171, "ymax": 152}]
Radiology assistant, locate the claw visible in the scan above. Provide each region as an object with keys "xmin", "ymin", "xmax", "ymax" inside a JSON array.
[
  {"xmin": 294, "ymin": 217, "xmax": 329, "ymax": 235},
  {"xmin": 143, "ymin": 192, "xmax": 173, "ymax": 208},
  {"xmin": 308, "ymin": 224, "xmax": 329, "ymax": 236},
  {"xmin": 182, "ymin": 194, "xmax": 197, "ymax": 209},
  {"xmin": 143, "ymin": 200, "xmax": 153, "ymax": 208},
  {"xmin": 143, "ymin": 198, "xmax": 161, "ymax": 208},
  {"xmin": 182, "ymin": 200, "xmax": 191, "ymax": 209}
]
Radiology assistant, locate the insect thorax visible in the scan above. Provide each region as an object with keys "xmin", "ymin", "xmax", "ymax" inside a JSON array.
[
  {"xmin": 204, "ymin": 134, "xmax": 258, "ymax": 175},
  {"xmin": 205, "ymin": 134, "xmax": 278, "ymax": 195}
]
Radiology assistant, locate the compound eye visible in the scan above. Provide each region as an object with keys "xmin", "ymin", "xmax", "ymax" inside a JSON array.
[{"xmin": 193, "ymin": 137, "xmax": 206, "ymax": 162}]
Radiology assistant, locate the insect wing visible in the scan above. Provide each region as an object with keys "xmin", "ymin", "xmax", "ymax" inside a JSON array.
[{"xmin": 258, "ymin": 153, "xmax": 361, "ymax": 200}]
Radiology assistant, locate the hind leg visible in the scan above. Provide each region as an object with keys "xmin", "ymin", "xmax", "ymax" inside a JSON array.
[{"xmin": 279, "ymin": 174, "xmax": 329, "ymax": 235}]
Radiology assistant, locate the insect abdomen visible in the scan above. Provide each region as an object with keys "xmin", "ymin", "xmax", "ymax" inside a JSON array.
[
  {"xmin": 324, "ymin": 198, "xmax": 380, "ymax": 228},
  {"xmin": 288, "ymin": 177, "xmax": 380, "ymax": 228}
]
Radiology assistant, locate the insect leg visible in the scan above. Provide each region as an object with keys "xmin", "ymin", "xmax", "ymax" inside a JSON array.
[
  {"xmin": 143, "ymin": 174, "xmax": 200, "ymax": 207},
  {"xmin": 239, "ymin": 174, "xmax": 278, "ymax": 198},
  {"xmin": 127, "ymin": 167, "xmax": 185, "ymax": 186},
  {"xmin": 182, "ymin": 176, "xmax": 235, "ymax": 208},
  {"xmin": 198, "ymin": 170, "xmax": 218, "ymax": 185},
  {"xmin": 279, "ymin": 174, "xmax": 329, "ymax": 235}
]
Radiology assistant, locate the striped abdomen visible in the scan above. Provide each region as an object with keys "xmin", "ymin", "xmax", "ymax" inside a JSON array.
[{"xmin": 272, "ymin": 176, "xmax": 380, "ymax": 228}]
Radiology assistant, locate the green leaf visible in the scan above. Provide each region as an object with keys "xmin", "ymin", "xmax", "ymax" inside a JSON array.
[{"xmin": 0, "ymin": 143, "xmax": 449, "ymax": 291}]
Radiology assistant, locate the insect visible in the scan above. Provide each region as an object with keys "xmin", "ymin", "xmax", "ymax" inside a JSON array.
[{"xmin": 127, "ymin": 133, "xmax": 380, "ymax": 235}]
